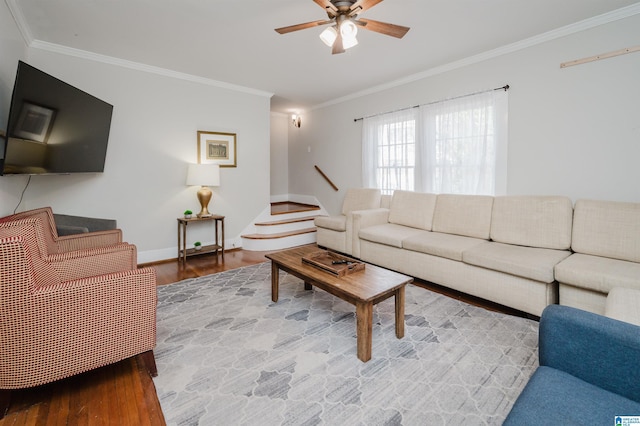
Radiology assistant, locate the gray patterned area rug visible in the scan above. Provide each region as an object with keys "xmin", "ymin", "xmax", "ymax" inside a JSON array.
[{"xmin": 153, "ymin": 262, "xmax": 539, "ymax": 426}]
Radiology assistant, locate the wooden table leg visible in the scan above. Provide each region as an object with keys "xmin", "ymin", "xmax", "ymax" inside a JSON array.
[
  {"xmin": 220, "ymin": 217, "xmax": 225, "ymax": 259},
  {"xmin": 271, "ymin": 262, "xmax": 279, "ymax": 302},
  {"xmin": 182, "ymin": 222, "xmax": 187, "ymax": 264},
  {"xmin": 356, "ymin": 301, "xmax": 373, "ymax": 362},
  {"xmin": 395, "ymin": 286, "xmax": 405, "ymax": 339},
  {"xmin": 304, "ymin": 282, "xmax": 312, "ymax": 290}
]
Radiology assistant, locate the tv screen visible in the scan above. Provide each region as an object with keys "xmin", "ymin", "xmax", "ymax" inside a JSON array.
[{"xmin": 1, "ymin": 61, "xmax": 113, "ymax": 175}]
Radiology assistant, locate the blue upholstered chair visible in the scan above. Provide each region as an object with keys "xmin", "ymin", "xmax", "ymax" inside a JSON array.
[{"xmin": 504, "ymin": 304, "xmax": 640, "ymax": 424}]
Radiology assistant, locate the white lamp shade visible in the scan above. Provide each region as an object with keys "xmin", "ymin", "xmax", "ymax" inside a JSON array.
[
  {"xmin": 342, "ymin": 34, "xmax": 358, "ymax": 49},
  {"xmin": 319, "ymin": 26, "xmax": 337, "ymax": 47},
  {"xmin": 340, "ymin": 20, "xmax": 358, "ymax": 38},
  {"xmin": 186, "ymin": 163, "xmax": 220, "ymax": 186}
]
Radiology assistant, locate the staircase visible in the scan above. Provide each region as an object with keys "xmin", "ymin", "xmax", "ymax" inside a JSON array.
[{"xmin": 240, "ymin": 202, "xmax": 323, "ymax": 251}]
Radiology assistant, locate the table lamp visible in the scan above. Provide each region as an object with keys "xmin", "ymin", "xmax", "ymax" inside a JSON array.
[{"xmin": 186, "ymin": 163, "xmax": 220, "ymax": 217}]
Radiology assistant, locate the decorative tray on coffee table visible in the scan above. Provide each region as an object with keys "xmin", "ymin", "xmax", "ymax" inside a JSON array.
[{"xmin": 301, "ymin": 250, "xmax": 365, "ymax": 277}]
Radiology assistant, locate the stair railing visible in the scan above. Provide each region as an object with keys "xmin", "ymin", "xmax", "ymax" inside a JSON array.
[{"xmin": 314, "ymin": 165, "xmax": 339, "ymax": 191}]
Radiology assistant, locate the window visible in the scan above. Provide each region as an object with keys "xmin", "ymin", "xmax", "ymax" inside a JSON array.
[
  {"xmin": 362, "ymin": 89, "xmax": 507, "ymax": 195},
  {"xmin": 362, "ymin": 109, "xmax": 417, "ymax": 195}
]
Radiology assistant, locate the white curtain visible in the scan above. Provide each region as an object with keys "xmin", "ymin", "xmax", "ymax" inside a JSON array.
[
  {"xmin": 418, "ymin": 90, "xmax": 507, "ymax": 195},
  {"xmin": 362, "ymin": 89, "xmax": 507, "ymax": 195},
  {"xmin": 362, "ymin": 108, "xmax": 418, "ymax": 194}
]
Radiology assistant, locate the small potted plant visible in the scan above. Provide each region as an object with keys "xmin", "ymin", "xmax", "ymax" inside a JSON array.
[
  {"xmin": 194, "ymin": 241, "xmax": 202, "ymax": 251},
  {"xmin": 184, "ymin": 210, "xmax": 193, "ymax": 219}
]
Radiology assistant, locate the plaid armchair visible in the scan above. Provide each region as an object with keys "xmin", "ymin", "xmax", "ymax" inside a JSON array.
[
  {"xmin": 0, "ymin": 207, "xmax": 122, "ymax": 253},
  {"xmin": 0, "ymin": 219, "xmax": 157, "ymax": 418}
]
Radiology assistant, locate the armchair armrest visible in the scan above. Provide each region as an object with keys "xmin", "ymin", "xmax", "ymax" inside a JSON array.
[
  {"xmin": 56, "ymin": 229, "xmax": 123, "ymax": 252},
  {"xmin": 47, "ymin": 243, "xmax": 138, "ymax": 282},
  {"xmin": 539, "ymin": 304, "xmax": 640, "ymax": 403}
]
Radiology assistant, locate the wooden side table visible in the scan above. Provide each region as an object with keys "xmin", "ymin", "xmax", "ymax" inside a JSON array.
[{"xmin": 177, "ymin": 215, "xmax": 225, "ymax": 264}]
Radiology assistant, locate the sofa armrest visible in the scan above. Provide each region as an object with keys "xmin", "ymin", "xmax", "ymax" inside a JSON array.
[
  {"xmin": 539, "ymin": 304, "xmax": 640, "ymax": 403},
  {"xmin": 350, "ymin": 208, "xmax": 390, "ymax": 258},
  {"xmin": 352, "ymin": 208, "xmax": 390, "ymax": 229}
]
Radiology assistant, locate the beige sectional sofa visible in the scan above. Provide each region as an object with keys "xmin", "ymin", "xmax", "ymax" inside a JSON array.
[
  {"xmin": 555, "ymin": 199, "xmax": 640, "ymax": 315},
  {"xmin": 315, "ymin": 190, "xmax": 640, "ymax": 318}
]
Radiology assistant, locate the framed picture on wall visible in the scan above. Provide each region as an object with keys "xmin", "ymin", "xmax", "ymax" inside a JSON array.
[{"xmin": 197, "ymin": 130, "xmax": 237, "ymax": 167}]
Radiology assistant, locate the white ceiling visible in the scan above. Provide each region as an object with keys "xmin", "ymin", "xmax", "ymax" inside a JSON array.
[{"xmin": 8, "ymin": 0, "xmax": 640, "ymax": 114}]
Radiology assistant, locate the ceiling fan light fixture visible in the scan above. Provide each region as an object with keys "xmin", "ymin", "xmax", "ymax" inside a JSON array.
[
  {"xmin": 319, "ymin": 26, "xmax": 337, "ymax": 47},
  {"xmin": 342, "ymin": 34, "xmax": 358, "ymax": 49},
  {"xmin": 278, "ymin": 0, "xmax": 409, "ymax": 54},
  {"xmin": 340, "ymin": 19, "xmax": 358, "ymax": 39}
]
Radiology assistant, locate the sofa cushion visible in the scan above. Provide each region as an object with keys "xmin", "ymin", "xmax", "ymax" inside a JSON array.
[
  {"xmin": 605, "ymin": 287, "xmax": 640, "ymax": 326},
  {"xmin": 341, "ymin": 188, "xmax": 381, "ymax": 215},
  {"xmin": 490, "ymin": 196, "xmax": 573, "ymax": 250},
  {"xmin": 403, "ymin": 231, "xmax": 488, "ymax": 262},
  {"xmin": 463, "ymin": 241, "xmax": 571, "ymax": 283},
  {"xmin": 380, "ymin": 194, "xmax": 392, "ymax": 209},
  {"xmin": 503, "ymin": 366, "xmax": 640, "ymax": 425},
  {"xmin": 572, "ymin": 199, "xmax": 640, "ymax": 263},
  {"xmin": 432, "ymin": 194, "xmax": 493, "ymax": 239},
  {"xmin": 388, "ymin": 190, "xmax": 437, "ymax": 231},
  {"xmin": 554, "ymin": 253, "xmax": 640, "ymax": 294},
  {"xmin": 358, "ymin": 223, "xmax": 425, "ymax": 248},
  {"xmin": 314, "ymin": 215, "xmax": 346, "ymax": 232}
]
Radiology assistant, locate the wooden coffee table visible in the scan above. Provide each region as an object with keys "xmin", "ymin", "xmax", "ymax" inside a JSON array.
[{"xmin": 265, "ymin": 245, "xmax": 413, "ymax": 362}]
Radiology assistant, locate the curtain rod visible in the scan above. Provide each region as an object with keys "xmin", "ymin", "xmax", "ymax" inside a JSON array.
[{"xmin": 353, "ymin": 84, "xmax": 509, "ymax": 122}]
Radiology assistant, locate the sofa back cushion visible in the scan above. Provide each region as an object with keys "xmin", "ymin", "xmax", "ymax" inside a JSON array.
[
  {"xmin": 388, "ymin": 190, "xmax": 437, "ymax": 230},
  {"xmin": 341, "ymin": 188, "xmax": 382, "ymax": 215},
  {"xmin": 433, "ymin": 194, "xmax": 494, "ymax": 239},
  {"xmin": 380, "ymin": 194, "xmax": 392, "ymax": 209},
  {"xmin": 490, "ymin": 196, "xmax": 573, "ymax": 250},
  {"xmin": 572, "ymin": 199, "xmax": 640, "ymax": 262}
]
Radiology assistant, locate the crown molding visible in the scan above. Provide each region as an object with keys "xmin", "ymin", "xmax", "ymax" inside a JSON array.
[
  {"xmin": 29, "ymin": 40, "xmax": 274, "ymax": 98},
  {"xmin": 5, "ymin": 0, "xmax": 34, "ymax": 45},
  {"xmin": 313, "ymin": 2, "xmax": 640, "ymax": 110}
]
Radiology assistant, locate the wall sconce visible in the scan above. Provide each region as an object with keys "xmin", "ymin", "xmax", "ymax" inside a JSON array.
[{"xmin": 292, "ymin": 114, "xmax": 301, "ymax": 128}]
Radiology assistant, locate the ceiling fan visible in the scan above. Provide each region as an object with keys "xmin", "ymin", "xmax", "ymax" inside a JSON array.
[{"xmin": 275, "ymin": 0, "xmax": 410, "ymax": 54}]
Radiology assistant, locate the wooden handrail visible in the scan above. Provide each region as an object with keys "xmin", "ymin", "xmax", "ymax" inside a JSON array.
[{"xmin": 314, "ymin": 165, "xmax": 339, "ymax": 191}]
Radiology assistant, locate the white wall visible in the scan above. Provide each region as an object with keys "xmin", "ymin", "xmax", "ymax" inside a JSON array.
[
  {"xmin": 0, "ymin": 6, "xmax": 272, "ymax": 263},
  {"xmin": 270, "ymin": 112, "xmax": 289, "ymax": 199},
  {"xmin": 290, "ymin": 14, "xmax": 640, "ymax": 215}
]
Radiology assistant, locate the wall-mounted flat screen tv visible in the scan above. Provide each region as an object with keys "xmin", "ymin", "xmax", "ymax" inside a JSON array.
[{"xmin": 1, "ymin": 61, "xmax": 113, "ymax": 175}]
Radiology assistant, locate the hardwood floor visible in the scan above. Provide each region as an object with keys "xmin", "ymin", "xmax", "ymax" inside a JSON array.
[{"xmin": 1, "ymin": 245, "xmax": 529, "ymax": 425}]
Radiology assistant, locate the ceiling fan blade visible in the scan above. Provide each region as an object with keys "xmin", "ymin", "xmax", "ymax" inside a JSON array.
[
  {"xmin": 332, "ymin": 32, "xmax": 346, "ymax": 54},
  {"xmin": 357, "ymin": 18, "xmax": 410, "ymax": 38},
  {"xmin": 275, "ymin": 19, "xmax": 332, "ymax": 34},
  {"xmin": 350, "ymin": 0, "xmax": 383, "ymax": 14},
  {"xmin": 313, "ymin": 0, "xmax": 338, "ymax": 13}
]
